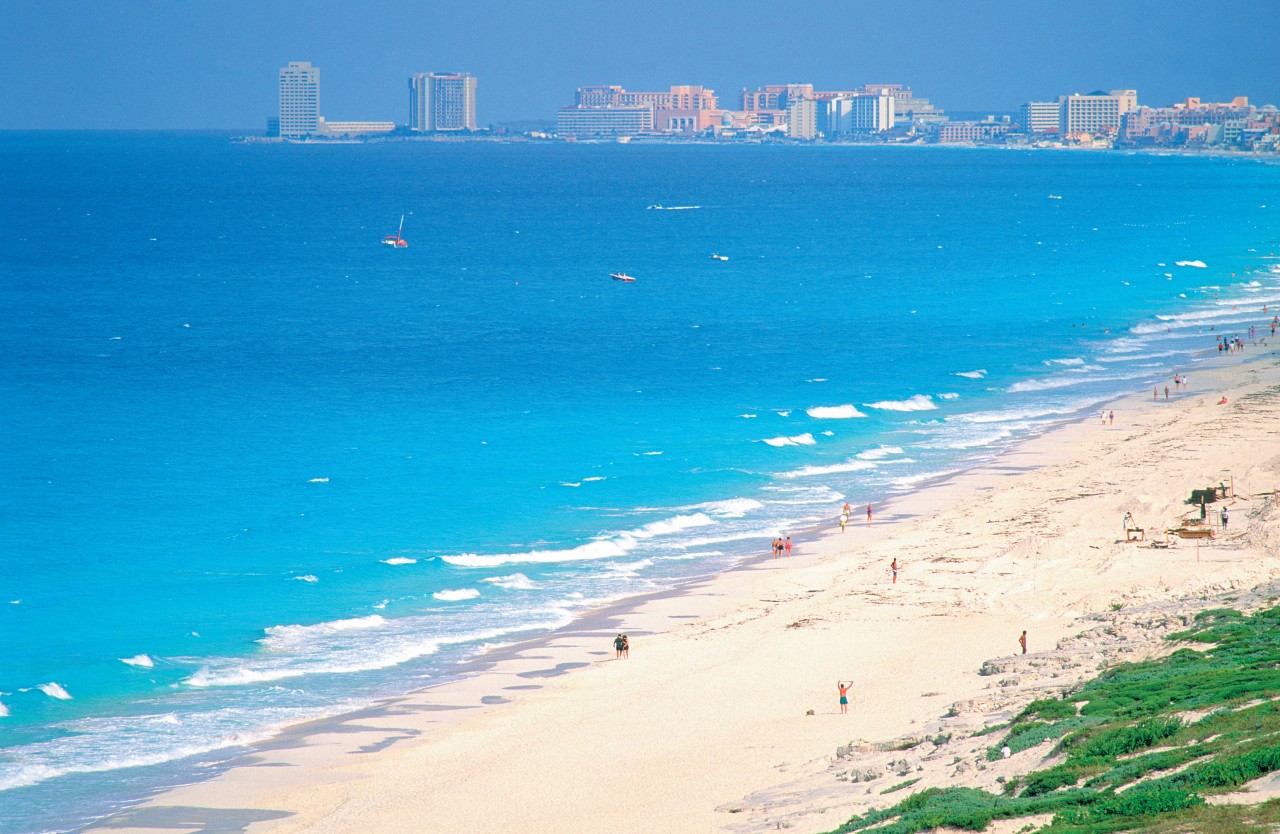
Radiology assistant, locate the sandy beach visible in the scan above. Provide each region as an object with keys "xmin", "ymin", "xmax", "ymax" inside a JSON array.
[{"xmin": 89, "ymin": 345, "xmax": 1280, "ymax": 834}]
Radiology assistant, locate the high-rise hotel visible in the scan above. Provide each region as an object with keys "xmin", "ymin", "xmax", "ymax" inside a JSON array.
[
  {"xmin": 409, "ymin": 72, "xmax": 478, "ymax": 132},
  {"xmin": 278, "ymin": 62, "xmax": 320, "ymax": 137}
]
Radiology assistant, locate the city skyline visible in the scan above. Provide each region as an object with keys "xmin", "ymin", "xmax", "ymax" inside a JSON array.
[{"xmin": 2, "ymin": 0, "xmax": 1279, "ymax": 129}]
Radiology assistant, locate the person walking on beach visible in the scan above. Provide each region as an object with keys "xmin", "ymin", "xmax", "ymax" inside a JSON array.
[
  {"xmin": 1221, "ymin": 507, "xmax": 1229, "ymax": 530},
  {"xmin": 1109, "ymin": 411, "xmax": 1114, "ymax": 426},
  {"xmin": 837, "ymin": 680, "xmax": 852, "ymax": 714},
  {"xmin": 1164, "ymin": 386, "xmax": 1170, "ymax": 400},
  {"xmin": 614, "ymin": 634, "xmax": 626, "ymax": 659},
  {"xmin": 866, "ymin": 504, "xmax": 873, "ymax": 525},
  {"xmin": 890, "ymin": 557, "xmax": 898, "ymax": 584},
  {"xmin": 839, "ymin": 513, "xmax": 847, "ymax": 533},
  {"xmin": 785, "ymin": 536, "xmax": 793, "ymax": 557},
  {"xmin": 1019, "ymin": 630, "xmax": 1027, "ymax": 655},
  {"xmin": 621, "ymin": 634, "xmax": 630, "ymax": 659}
]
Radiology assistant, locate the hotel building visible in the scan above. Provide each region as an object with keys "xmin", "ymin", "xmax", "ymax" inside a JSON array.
[
  {"xmin": 1059, "ymin": 90, "xmax": 1138, "ymax": 135},
  {"xmin": 558, "ymin": 85, "xmax": 720, "ymax": 137},
  {"xmin": 1021, "ymin": 101, "xmax": 1061, "ymax": 134},
  {"xmin": 409, "ymin": 72, "xmax": 478, "ymax": 132},
  {"xmin": 818, "ymin": 91, "xmax": 896, "ymax": 136},
  {"xmin": 279, "ymin": 61, "xmax": 320, "ymax": 138}
]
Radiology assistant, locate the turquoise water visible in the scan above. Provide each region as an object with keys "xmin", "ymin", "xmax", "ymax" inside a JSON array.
[{"xmin": 2, "ymin": 134, "xmax": 1279, "ymax": 832}]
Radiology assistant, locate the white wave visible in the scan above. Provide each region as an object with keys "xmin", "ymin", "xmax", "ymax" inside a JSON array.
[
  {"xmin": 762, "ymin": 433, "xmax": 817, "ymax": 447},
  {"xmin": 9, "ymin": 599, "xmax": 20, "ymax": 605},
  {"xmin": 120, "ymin": 654, "xmax": 155, "ymax": 669},
  {"xmin": 938, "ymin": 392, "xmax": 960, "ymax": 400},
  {"xmin": 864, "ymin": 394, "xmax": 937, "ymax": 412},
  {"xmin": 373, "ymin": 599, "xmax": 389, "ymax": 610},
  {"xmin": 38, "ymin": 682, "xmax": 72, "ymax": 700},
  {"xmin": 955, "ymin": 369, "xmax": 987, "ymax": 379},
  {"xmin": 291, "ymin": 574, "xmax": 318, "ymax": 583},
  {"xmin": 1176, "ymin": 259, "xmax": 1207, "ymax": 268},
  {"xmin": 692, "ymin": 498, "xmax": 765, "ymax": 518},
  {"xmin": 261, "ymin": 615, "xmax": 387, "ymax": 651},
  {"xmin": 806, "ymin": 404, "xmax": 866, "ymax": 419},
  {"xmin": 608, "ymin": 558, "xmax": 653, "ymax": 573},
  {"xmin": 1101, "ymin": 350, "xmax": 1179, "ymax": 363},
  {"xmin": 482, "ymin": 573, "xmax": 538, "ymax": 590},
  {"xmin": 443, "ymin": 513, "xmax": 717, "ymax": 568},
  {"xmin": 1007, "ymin": 368, "xmax": 1150, "ymax": 393},
  {"xmin": 740, "ymin": 413, "xmax": 757, "ymax": 419},
  {"xmin": 433, "ymin": 588, "xmax": 481, "ymax": 602},
  {"xmin": 381, "ymin": 557, "xmax": 417, "ymax": 566},
  {"xmin": 1046, "ymin": 357, "xmax": 1086, "ymax": 366},
  {"xmin": 641, "ymin": 451, "xmax": 663, "ymax": 455},
  {"xmin": 856, "ymin": 445, "xmax": 904, "ymax": 460},
  {"xmin": 307, "ymin": 477, "xmax": 329, "ymax": 483},
  {"xmin": 582, "ymin": 476, "xmax": 607, "ymax": 482},
  {"xmin": 948, "ymin": 406, "xmax": 1068, "ymax": 424},
  {"xmin": 821, "ymin": 430, "xmax": 834, "ymax": 436},
  {"xmin": 776, "ymin": 410, "xmax": 791, "ymax": 417},
  {"xmin": 647, "ymin": 204, "xmax": 701, "ymax": 210},
  {"xmin": 0, "ymin": 699, "xmax": 8, "ymax": 717},
  {"xmin": 560, "ymin": 482, "xmax": 581, "ymax": 487},
  {"xmin": 778, "ymin": 460, "xmax": 877, "ymax": 479},
  {"xmin": 806, "ymin": 378, "xmax": 827, "ymax": 383}
]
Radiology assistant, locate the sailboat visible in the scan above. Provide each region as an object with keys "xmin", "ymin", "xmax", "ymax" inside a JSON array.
[{"xmin": 382, "ymin": 216, "xmax": 408, "ymax": 248}]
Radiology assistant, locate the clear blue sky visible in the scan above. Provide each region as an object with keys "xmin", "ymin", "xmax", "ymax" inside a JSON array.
[{"xmin": 3, "ymin": 0, "xmax": 1278, "ymax": 129}]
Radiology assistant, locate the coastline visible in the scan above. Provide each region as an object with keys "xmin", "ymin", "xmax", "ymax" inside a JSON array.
[{"xmin": 83, "ymin": 342, "xmax": 1280, "ymax": 834}]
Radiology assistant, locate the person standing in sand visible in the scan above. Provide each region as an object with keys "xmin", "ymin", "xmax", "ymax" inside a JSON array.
[
  {"xmin": 614, "ymin": 634, "xmax": 626, "ymax": 659},
  {"xmin": 1019, "ymin": 630, "xmax": 1027, "ymax": 655},
  {"xmin": 837, "ymin": 681, "xmax": 851, "ymax": 714},
  {"xmin": 621, "ymin": 634, "xmax": 630, "ymax": 659},
  {"xmin": 839, "ymin": 513, "xmax": 847, "ymax": 533},
  {"xmin": 890, "ymin": 557, "xmax": 898, "ymax": 584},
  {"xmin": 1221, "ymin": 507, "xmax": 1229, "ymax": 530},
  {"xmin": 866, "ymin": 504, "xmax": 873, "ymax": 525},
  {"xmin": 785, "ymin": 536, "xmax": 792, "ymax": 557}
]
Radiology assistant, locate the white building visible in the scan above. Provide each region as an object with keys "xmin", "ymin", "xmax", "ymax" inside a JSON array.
[
  {"xmin": 1059, "ymin": 90, "xmax": 1138, "ymax": 134},
  {"xmin": 1021, "ymin": 101, "xmax": 1061, "ymax": 134},
  {"xmin": 279, "ymin": 62, "xmax": 320, "ymax": 138},
  {"xmin": 409, "ymin": 72, "xmax": 478, "ymax": 132},
  {"xmin": 317, "ymin": 119, "xmax": 396, "ymax": 137},
  {"xmin": 556, "ymin": 106, "xmax": 654, "ymax": 137},
  {"xmin": 822, "ymin": 92, "xmax": 895, "ymax": 136}
]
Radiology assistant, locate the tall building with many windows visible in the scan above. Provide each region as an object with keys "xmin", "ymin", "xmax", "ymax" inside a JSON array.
[
  {"xmin": 278, "ymin": 62, "xmax": 320, "ymax": 138},
  {"xmin": 1021, "ymin": 101, "xmax": 1061, "ymax": 134},
  {"xmin": 1059, "ymin": 90, "xmax": 1138, "ymax": 135},
  {"xmin": 409, "ymin": 72, "xmax": 478, "ymax": 132}
]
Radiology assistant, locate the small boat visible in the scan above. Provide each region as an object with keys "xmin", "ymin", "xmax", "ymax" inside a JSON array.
[
  {"xmin": 710, "ymin": 253, "xmax": 729, "ymax": 261},
  {"xmin": 382, "ymin": 216, "xmax": 408, "ymax": 248},
  {"xmin": 610, "ymin": 272, "xmax": 636, "ymax": 282}
]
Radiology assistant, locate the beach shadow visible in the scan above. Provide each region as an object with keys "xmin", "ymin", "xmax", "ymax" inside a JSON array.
[
  {"xmin": 480, "ymin": 695, "xmax": 510, "ymax": 705},
  {"xmin": 503, "ymin": 684, "xmax": 541, "ymax": 691},
  {"xmin": 94, "ymin": 805, "xmax": 292, "ymax": 833},
  {"xmin": 354, "ymin": 734, "xmax": 416, "ymax": 754},
  {"xmin": 516, "ymin": 662, "xmax": 590, "ymax": 678}
]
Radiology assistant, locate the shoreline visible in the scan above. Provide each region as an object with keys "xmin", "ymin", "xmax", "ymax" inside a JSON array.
[{"xmin": 82, "ymin": 342, "xmax": 1280, "ymax": 834}]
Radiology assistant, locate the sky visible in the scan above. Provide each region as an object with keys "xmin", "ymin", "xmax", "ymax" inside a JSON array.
[{"xmin": 3, "ymin": 0, "xmax": 1279, "ymax": 129}]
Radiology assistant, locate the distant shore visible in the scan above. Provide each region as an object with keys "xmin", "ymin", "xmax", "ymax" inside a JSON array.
[{"xmin": 85, "ymin": 339, "xmax": 1280, "ymax": 834}]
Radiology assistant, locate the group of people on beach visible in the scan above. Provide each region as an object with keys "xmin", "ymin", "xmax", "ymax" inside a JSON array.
[
  {"xmin": 838, "ymin": 502, "xmax": 873, "ymax": 532},
  {"xmin": 771, "ymin": 537, "xmax": 793, "ymax": 558},
  {"xmin": 613, "ymin": 634, "xmax": 630, "ymax": 659}
]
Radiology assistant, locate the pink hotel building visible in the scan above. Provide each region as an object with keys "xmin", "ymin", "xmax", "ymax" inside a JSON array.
[{"xmin": 564, "ymin": 85, "xmax": 723, "ymax": 134}]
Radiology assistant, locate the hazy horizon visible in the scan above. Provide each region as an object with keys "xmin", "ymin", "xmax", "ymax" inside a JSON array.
[{"xmin": 3, "ymin": 0, "xmax": 1278, "ymax": 130}]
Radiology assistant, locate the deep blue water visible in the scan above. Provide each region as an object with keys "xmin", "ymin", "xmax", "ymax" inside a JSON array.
[{"xmin": 2, "ymin": 133, "xmax": 1279, "ymax": 832}]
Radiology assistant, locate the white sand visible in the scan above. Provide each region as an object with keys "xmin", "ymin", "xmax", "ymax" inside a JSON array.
[{"xmin": 89, "ymin": 349, "xmax": 1280, "ymax": 834}]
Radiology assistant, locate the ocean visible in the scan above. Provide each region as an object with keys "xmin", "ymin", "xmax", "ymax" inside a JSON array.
[{"xmin": 2, "ymin": 132, "xmax": 1279, "ymax": 832}]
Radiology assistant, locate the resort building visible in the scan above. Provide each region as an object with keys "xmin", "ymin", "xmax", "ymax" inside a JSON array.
[
  {"xmin": 818, "ymin": 91, "xmax": 896, "ymax": 136},
  {"xmin": 1059, "ymin": 90, "xmax": 1138, "ymax": 135},
  {"xmin": 556, "ymin": 105, "xmax": 655, "ymax": 137},
  {"xmin": 938, "ymin": 118, "xmax": 1012, "ymax": 143},
  {"xmin": 1021, "ymin": 101, "xmax": 1061, "ymax": 134},
  {"xmin": 559, "ymin": 85, "xmax": 721, "ymax": 137},
  {"xmin": 858, "ymin": 84, "xmax": 945, "ymax": 127},
  {"xmin": 409, "ymin": 72, "xmax": 478, "ymax": 132},
  {"xmin": 787, "ymin": 97, "xmax": 818, "ymax": 139},
  {"xmin": 1121, "ymin": 96, "xmax": 1257, "ymax": 146},
  {"xmin": 316, "ymin": 119, "xmax": 396, "ymax": 137},
  {"xmin": 278, "ymin": 61, "xmax": 320, "ymax": 138}
]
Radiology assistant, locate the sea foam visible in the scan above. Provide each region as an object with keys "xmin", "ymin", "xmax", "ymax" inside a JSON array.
[
  {"xmin": 38, "ymin": 682, "xmax": 72, "ymax": 700},
  {"xmin": 120, "ymin": 654, "xmax": 155, "ymax": 669},
  {"xmin": 482, "ymin": 573, "xmax": 538, "ymax": 590},
  {"xmin": 863, "ymin": 394, "xmax": 937, "ymax": 412},
  {"xmin": 805, "ymin": 404, "xmax": 865, "ymax": 419},
  {"xmin": 955, "ymin": 369, "xmax": 987, "ymax": 379},
  {"xmin": 433, "ymin": 588, "xmax": 481, "ymax": 602},
  {"xmin": 381, "ymin": 557, "xmax": 417, "ymax": 566},
  {"xmin": 762, "ymin": 433, "xmax": 817, "ymax": 446},
  {"xmin": 778, "ymin": 460, "xmax": 877, "ymax": 479}
]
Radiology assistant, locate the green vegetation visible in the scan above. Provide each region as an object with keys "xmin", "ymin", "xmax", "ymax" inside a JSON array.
[
  {"xmin": 881, "ymin": 777, "xmax": 922, "ymax": 795},
  {"xmin": 830, "ymin": 607, "xmax": 1280, "ymax": 834}
]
